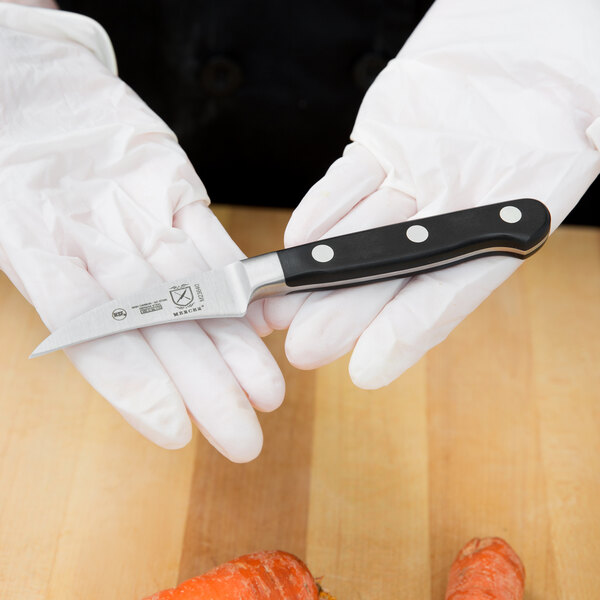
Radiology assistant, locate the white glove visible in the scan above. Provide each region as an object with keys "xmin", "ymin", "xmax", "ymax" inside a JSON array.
[
  {"xmin": 0, "ymin": 4, "xmax": 284, "ymax": 462},
  {"xmin": 265, "ymin": 0, "xmax": 600, "ymax": 389}
]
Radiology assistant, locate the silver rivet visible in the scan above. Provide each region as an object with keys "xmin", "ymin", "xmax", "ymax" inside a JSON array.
[
  {"xmin": 311, "ymin": 244, "xmax": 334, "ymax": 263},
  {"xmin": 406, "ymin": 224, "xmax": 429, "ymax": 243},
  {"xmin": 500, "ymin": 206, "xmax": 522, "ymax": 223}
]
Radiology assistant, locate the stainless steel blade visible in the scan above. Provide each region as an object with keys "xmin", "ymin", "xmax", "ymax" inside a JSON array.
[
  {"xmin": 31, "ymin": 262, "xmax": 254, "ymax": 358},
  {"xmin": 31, "ymin": 252, "xmax": 288, "ymax": 358}
]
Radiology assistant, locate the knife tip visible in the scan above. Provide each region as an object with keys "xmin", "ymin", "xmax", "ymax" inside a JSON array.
[{"xmin": 29, "ymin": 340, "xmax": 56, "ymax": 359}]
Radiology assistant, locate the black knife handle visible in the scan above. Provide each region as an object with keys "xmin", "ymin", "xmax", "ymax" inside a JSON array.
[{"xmin": 276, "ymin": 199, "xmax": 551, "ymax": 289}]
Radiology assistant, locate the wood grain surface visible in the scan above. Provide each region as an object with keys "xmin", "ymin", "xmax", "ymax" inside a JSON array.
[{"xmin": 0, "ymin": 205, "xmax": 598, "ymax": 599}]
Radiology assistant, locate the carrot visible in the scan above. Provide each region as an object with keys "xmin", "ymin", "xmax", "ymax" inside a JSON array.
[
  {"xmin": 142, "ymin": 550, "xmax": 335, "ymax": 600},
  {"xmin": 445, "ymin": 537, "xmax": 525, "ymax": 600}
]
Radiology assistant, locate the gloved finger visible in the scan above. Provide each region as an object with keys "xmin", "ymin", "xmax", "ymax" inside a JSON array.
[
  {"xmin": 349, "ymin": 256, "xmax": 520, "ymax": 389},
  {"xmin": 173, "ymin": 202, "xmax": 244, "ymax": 268},
  {"xmin": 138, "ymin": 321, "xmax": 264, "ymax": 462},
  {"xmin": 318, "ymin": 185, "xmax": 416, "ymax": 238},
  {"xmin": 285, "ymin": 279, "xmax": 406, "ymax": 369},
  {"xmin": 82, "ymin": 228, "xmax": 277, "ymax": 461},
  {"xmin": 244, "ymin": 302, "xmax": 272, "ymax": 337},
  {"xmin": 283, "ymin": 142, "xmax": 386, "ymax": 247},
  {"xmin": 262, "ymin": 292, "xmax": 309, "ymax": 331},
  {"xmin": 263, "ymin": 145, "xmax": 390, "ymax": 331},
  {"xmin": 173, "ymin": 202, "xmax": 272, "ymax": 336},
  {"xmin": 137, "ymin": 222, "xmax": 285, "ymax": 413},
  {"xmin": 279, "ymin": 185, "xmax": 417, "ymax": 366},
  {"xmin": 201, "ymin": 318, "xmax": 285, "ymax": 412},
  {"xmin": 65, "ymin": 333, "xmax": 192, "ymax": 449},
  {"xmin": 8, "ymin": 248, "xmax": 192, "ymax": 449}
]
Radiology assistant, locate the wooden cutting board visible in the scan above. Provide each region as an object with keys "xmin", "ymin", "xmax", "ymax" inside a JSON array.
[{"xmin": 0, "ymin": 205, "xmax": 598, "ymax": 599}]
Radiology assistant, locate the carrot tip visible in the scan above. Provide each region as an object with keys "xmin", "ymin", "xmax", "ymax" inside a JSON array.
[{"xmin": 445, "ymin": 537, "xmax": 525, "ymax": 600}]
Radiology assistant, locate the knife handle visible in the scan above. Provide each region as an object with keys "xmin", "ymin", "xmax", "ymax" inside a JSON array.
[{"xmin": 276, "ymin": 199, "xmax": 550, "ymax": 289}]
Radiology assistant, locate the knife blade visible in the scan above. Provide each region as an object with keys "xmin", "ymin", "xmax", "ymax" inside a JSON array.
[{"xmin": 30, "ymin": 199, "xmax": 550, "ymax": 358}]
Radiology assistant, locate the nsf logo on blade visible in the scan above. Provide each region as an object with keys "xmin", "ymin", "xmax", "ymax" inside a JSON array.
[
  {"xmin": 112, "ymin": 308, "xmax": 127, "ymax": 321},
  {"xmin": 169, "ymin": 284, "xmax": 194, "ymax": 307}
]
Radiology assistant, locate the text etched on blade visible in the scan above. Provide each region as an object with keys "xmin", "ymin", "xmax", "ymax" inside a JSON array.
[
  {"xmin": 130, "ymin": 299, "xmax": 166, "ymax": 316},
  {"xmin": 108, "ymin": 283, "xmax": 206, "ymax": 322}
]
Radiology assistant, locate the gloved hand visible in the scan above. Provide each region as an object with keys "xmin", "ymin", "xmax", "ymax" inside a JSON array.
[
  {"xmin": 265, "ymin": 0, "xmax": 600, "ymax": 389},
  {"xmin": 0, "ymin": 4, "xmax": 284, "ymax": 461}
]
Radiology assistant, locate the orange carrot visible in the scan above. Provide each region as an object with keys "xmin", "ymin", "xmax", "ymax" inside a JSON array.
[
  {"xmin": 445, "ymin": 537, "xmax": 525, "ymax": 600},
  {"xmin": 142, "ymin": 550, "xmax": 335, "ymax": 600}
]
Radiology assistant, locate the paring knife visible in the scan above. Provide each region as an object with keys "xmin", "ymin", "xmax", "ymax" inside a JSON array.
[{"xmin": 30, "ymin": 199, "xmax": 551, "ymax": 358}]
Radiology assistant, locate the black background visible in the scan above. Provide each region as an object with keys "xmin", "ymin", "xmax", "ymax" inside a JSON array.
[{"xmin": 59, "ymin": 0, "xmax": 598, "ymax": 225}]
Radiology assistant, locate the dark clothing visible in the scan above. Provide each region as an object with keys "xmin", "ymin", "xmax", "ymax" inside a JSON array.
[{"xmin": 59, "ymin": 0, "xmax": 597, "ymax": 224}]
